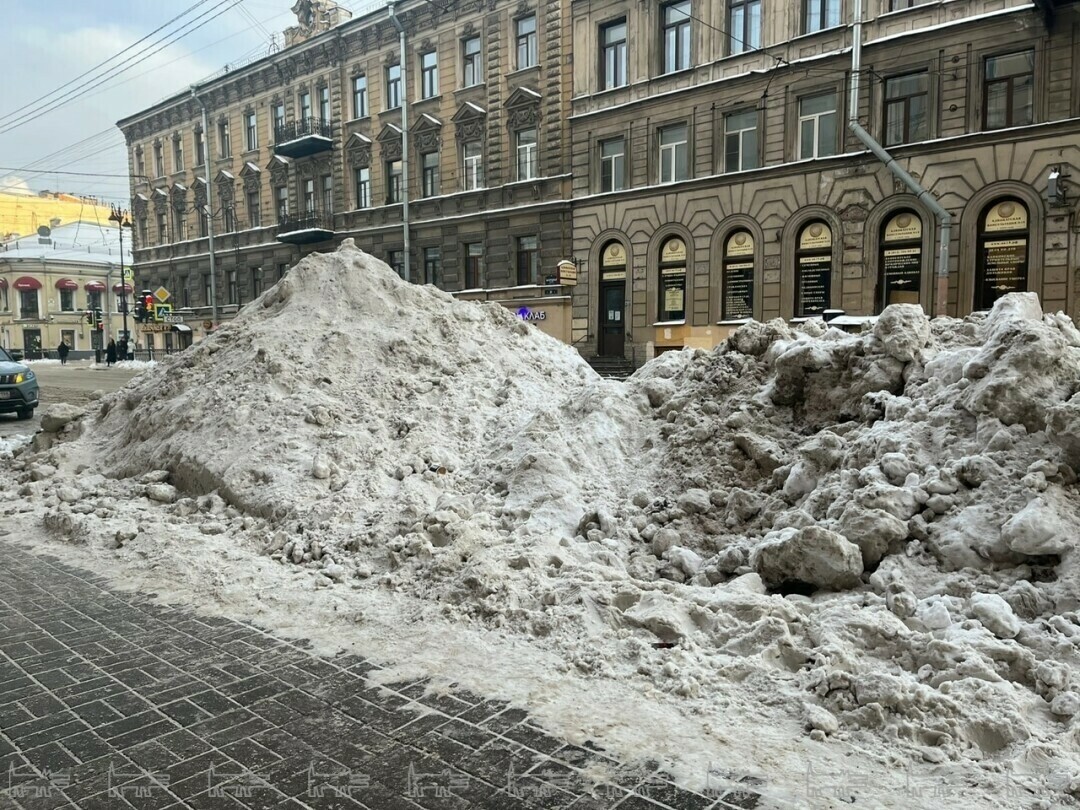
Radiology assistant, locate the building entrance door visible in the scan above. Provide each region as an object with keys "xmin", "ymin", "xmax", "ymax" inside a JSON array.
[
  {"xmin": 598, "ymin": 281, "xmax": 625, "ymax": 357},
  {"xmin": 22, "ymin": 329, "xmax": 42, "ymax": 359}
]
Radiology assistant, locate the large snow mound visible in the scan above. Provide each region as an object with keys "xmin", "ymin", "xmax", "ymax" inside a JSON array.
[{"xmin": 9, "ymin": 243, "xmax": 1080, "ymax": 805}]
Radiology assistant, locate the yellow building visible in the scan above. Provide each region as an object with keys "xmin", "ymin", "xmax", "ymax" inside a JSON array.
[
  {"xmin": 0, "ymin": 221, "xmax": 132, "ymax": 358},
  {"xmin": 0, "ymin": 190, "xmax": 115, "ymax": 244}
]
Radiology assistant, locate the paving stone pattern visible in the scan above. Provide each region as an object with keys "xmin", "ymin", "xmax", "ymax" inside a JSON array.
[{"xmin": 0, "ymin": 543, "xmax": 762, "ymax": 809}]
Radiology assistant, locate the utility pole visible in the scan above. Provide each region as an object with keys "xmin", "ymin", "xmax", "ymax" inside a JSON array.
[
  {"xmin": 388, "ymin": 1, "xmax": 411, "ymax": 283},
  {"xmin": 109, "ymin": 205, "xmax": 133, "ymax": 358},
  {"xmin": 191, "ymin": 85, "xmax": 220, "ymax": 328}
]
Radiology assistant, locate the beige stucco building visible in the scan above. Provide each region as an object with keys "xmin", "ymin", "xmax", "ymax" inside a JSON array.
[
  {"xmin": 568, "ymin": 0, "xmax": 1080, "ymax": 366},
  {"xmin": 117, "ymin": 0, "xmax": 577, "ymax": 351}
]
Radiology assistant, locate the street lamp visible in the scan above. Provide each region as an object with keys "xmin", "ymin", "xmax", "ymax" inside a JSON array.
[{"xmin": 108, "ymin": 205, "xmax": 133, "ymax": 359}]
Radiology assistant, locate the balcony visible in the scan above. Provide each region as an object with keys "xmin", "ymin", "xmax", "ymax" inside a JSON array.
[
  {"xmin": 273, "ymin": 118, "xmax": 334, "ymax": 159},
  {"xmin": 276, "ymin": 208, "xmax": 335, "ymax": 244}
]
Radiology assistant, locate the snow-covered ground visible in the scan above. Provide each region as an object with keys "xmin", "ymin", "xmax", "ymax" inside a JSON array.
[{"xmin": 3, "ymin": 240, "xmax": 1079, "ymax": 809}]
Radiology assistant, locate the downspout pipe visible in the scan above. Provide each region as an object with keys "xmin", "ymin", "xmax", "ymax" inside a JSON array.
[
  {"xmin": 388, "ymin": 1, "xmax": 411, "ymax": 283},
  {"xmin": 848, "ymin": 0, "xmax": 950, "ymax": 318},
  {"xmin": 191, "ymin": 85, "xmax": 220, "ymax": 328}
]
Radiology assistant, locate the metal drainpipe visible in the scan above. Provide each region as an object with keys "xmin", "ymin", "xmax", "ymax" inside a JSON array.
[
  {"xmin": 191, "ymin": 86, "xmax": 220, "ymax": 328},
  {"xmin": 388, "ymin": 1, "xmax": 411, "ymax": 283},
  {"xmin": 848, "ymin": 0, "xmax": 951, "ymax": 318}
]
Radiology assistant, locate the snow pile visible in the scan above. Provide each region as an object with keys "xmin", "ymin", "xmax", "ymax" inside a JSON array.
[{"xmin": 6, "ymin": 241, "xmax": 1080, "ymax": 804}]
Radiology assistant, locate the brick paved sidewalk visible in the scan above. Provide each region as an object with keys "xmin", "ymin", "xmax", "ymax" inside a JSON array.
[{"xmin": 0, "ymin": 543, "xmax": 762, "ymax": 810}]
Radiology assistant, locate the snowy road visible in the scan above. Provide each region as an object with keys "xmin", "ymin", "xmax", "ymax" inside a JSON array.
[{"xmin": 0, "ymin": 537, "xmax": 750, "ymax": 810}]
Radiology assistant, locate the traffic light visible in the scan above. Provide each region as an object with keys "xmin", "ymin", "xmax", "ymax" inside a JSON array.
[
  {"xmin": 84, "ymin": 309, "xmax": 93, "ymax": 325},
  {"xmin": 94, "ymin": 308, "xmax": 104, "ymax": 331},
  {"xmin": 142, "ymin": 293, "xmax": 155, "ymax": 323},
  {"xmin": 134, "ymin": 299, "xmax": 146, "ymax": 322}
]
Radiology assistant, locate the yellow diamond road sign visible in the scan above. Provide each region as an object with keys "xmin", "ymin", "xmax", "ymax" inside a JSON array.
[{"xmin": 153, "ymin": 286, "xmax": 171, "ymax": 303}]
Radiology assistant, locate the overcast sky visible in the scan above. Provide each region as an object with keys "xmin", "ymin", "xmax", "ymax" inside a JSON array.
[{"xmin": 0, "ymin": 0, "xmax": 340, "ymax": 205}]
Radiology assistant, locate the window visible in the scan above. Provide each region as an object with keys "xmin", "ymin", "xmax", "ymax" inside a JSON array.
[
  {"xmin": 352, "ymin": 75, "xmax": 368, "ymax": 118},
  {"xmin": 137, "ymin": 217, "xmax": 147, "ymax": 246},
  {"xmin": 601, "ymin": 19, "xmax": 628, "ymax": 90},
  {"xmin": 721, "ymin": 231, "xmax": 756, "ymax": 321},
  {"xmin": 228, "ymin": 270, "xmax": 238, "ymax": 305},
  {"xmin": 516, "ymin": 235, "xmax": 539, "ymax": 285},
  {"xmin": 199, "ymin": 208, "xmax": 208, "ymax": 238},
  {"xmin": 805, "ymin": 0, "xmax": 841, "ymax": 33},
  {"xmin": 251, "ymin": 267, "xmax": 263, "ymax": 299},
  {"xmin": 421, "ymin": 152, "xmax": 439, "ymax": 197},
  {"xmin": 464, "ymin": 242, "xmax": 483, "ymax": 288},
  {"xmin": 984, "ymin": 50, "xmax": 1034, "ymax": 130},
  {"xmin": 795, "ymin": 221, "xmax": 833, "ymax": 317},
  {"xmin": 157, "ymin": 210, "xmax": 168, "ymax": 243},
  {"xmin": 658, "ymin": 124, "xmax": 688, "ymax": 183},
  {"xmin": 463, "ymin": 37, "xmax": 482, "ymax": 86},
  {"xmin": 247, "ymin": 189, "xmax": 261, "ymax": 228},
  {"xmin": 319, "ymin": 86, "xmax": 331, "ymax": 122},
  {"xmin": 60, "ymin": 290, "xmax": 75, "ymax": 312},
  {"xmin": 272, "ymin": 103, "xmax": 286, "ymax": 141},
  {"xmin": 276, "ymin": 186, "xmax": 289, "ymax": 219},
  {"xmin": 354, "ymin": 167, "xmax": 371, "ymax": 208},
  {"xmin": 386, "ymin": 65, "xmax": 402, "ymax": 109},
  {"xmin": 889, "ymin": 0, "xmax": 929, "ymax": 9},
  {"xmin": 516, "ymin": 128, "xmax": 538, "ymax": 181},
  {"xmin": 423, "ymin": 247, "xmax": 441, "ymax": 286},
  {"xmin": 798, "ymin": 92, "xmax": 838, "ymax": 159},
  {"xmin": 724, "ymin": 109, "xmax": 759, "ymax": 172},
  {"xmin": 662, "ymin": 1, "xmax": 691, "ymax": 74},
  {"xmin": 173, "ymin": 137, "xmax": 185, "ymax": 172},
  {"xmin": 195, "ymin": 128, "xmax": 205, "ymax": 166},
  {"xmin": 303, "ymin": 178, "xmax": 316, "ymax": 214},
  {"xmin": 203, "ymin": 274, "xmax": 213, "ymax": 306},
  {"xmin": 136, "ymin": 149, "xmax": 146, "ymax": 179},
  {"xmin": 878, "ymin": 211, "xmax": 923, "ymax": 311},
  {"xmin": 387, "ymin": 159, "xmax": 403, "ymax": 203},
  {"xmin": 19, "ymin": 291, "xmax": 39, "ymax": 319},
  {"xmin": 388, "ymin": 250, "xmax": 404, "ymax": 278},
  {"xmin": 218, "ymin": 120, "xmax": 231, "ymax": 158},
  {"xmin": 87, "ymin": 290, "xmax": 102, "ymax": 311},
  {"xmin": 884, "ymin": 72, "xmax": 928, "ymax": 146},
  {"xmin": 975, "ymin": 199, "xmax": 1029, "ymax": 310},
  {"xmin": 600, "ymin": 137, "xmax": 625, "ymax": 192},
  {"xmin": 173, "ymin": 207, "xmax": 187, "ymax": 241},
  {"xmin": 516, "ymin": 15, "xmax": 537, "ymax": 69},
  {"xmin": 245, "ymin": 112, "xmax": 258, "ymax": 151},
  {"xmin": 658, "ymin": 237, "xmax": 686, "ymax": 321},
  {"xmin": 462, "ymin": 141, "xmax": 483, "ymax": 190},
  {"xmin": 223, "ymin": 206, "xmax": 235, "ymax": 232},
  {"xmin": 728, "ymin": 0, "xmax": 761, "ymax": 54},
  {"xmin": 300, "ymin": 91, "xmax": 312, "ymax": 121},
  {"xmin": 322, "ymin": 174, "xmax": 333, "ymax": 214},
  {"xmin": 153, "ymin": 143, "xmax": 164, "ymax": 177},
  {"xmin": 421, "ymin": 51, "xmax": 439, "ymax": 99}
]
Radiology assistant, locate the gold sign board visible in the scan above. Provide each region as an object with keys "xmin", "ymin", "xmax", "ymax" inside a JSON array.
[
  {"xmin": 984, "ymin": 200, "xmax": 1028, "ymax": 233},
  {"xmin": 726, "ymin": 231, "xmax": 754, "ymax": 257},
  {"xmin": 602, "ymin": 243, "xmax": 626, "ymax": 267},
  {"xmin": 557, "ymin": 260, "xmax": 578, "ymax": 286},
  {"xmin": 799, "ymin": 222, "xmax": 832, "ymax": 250},
  {"xmin": 661, "ymin": 238, "xmax": 686, "ymax": 264},
  {"xmin": 883, "ymin": 213, "xmax": 922, "ymax": 243}
]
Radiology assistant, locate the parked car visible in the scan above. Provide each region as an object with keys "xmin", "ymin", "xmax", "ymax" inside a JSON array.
[{"xmin": 0, "ymin": 348, "xmax": 39, "ymax": 420}]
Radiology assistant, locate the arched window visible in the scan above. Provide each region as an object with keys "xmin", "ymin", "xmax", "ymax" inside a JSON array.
[
  {"xmin": 657, "ymin": 236, "xmax": 686, "ymax": 321},
  {"xmin": 721, "ymin": 230, "xmax": 755, "ymax": 321},
  {"xmin": 975, "ymin": 198, "xmax": 1029, "ymax": 311},
  {"xmin": 879, "ymin": 211, "xmax": 923, "ymax": 311},
  {"xmin": 795, "ymin": 221, "xmax": 832, "ymax": 317}
]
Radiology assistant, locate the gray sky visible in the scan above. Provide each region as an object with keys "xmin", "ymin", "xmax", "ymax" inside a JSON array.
[{"xmin": 0, "ymin": 0, "xmax": 354, "ymax": 205}]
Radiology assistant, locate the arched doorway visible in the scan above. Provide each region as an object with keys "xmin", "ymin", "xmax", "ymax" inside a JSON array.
[
  {"xmin": 657, "ymin": 236, "xmax": 687, "ymax": 322},
  {"xmin": 975, "ymin": 198, "xmax": 1029, "ymax": 311},
  {"xmin": 721, "ymin": 230, "xmax": 755, "ymax": 321},
  {"xmin": 598, "ymin": 241, "xmax": 627, "ymax": 357},
  {"xmin": 878, "ymin": 210, "xmax": 923, "ymax": 311},
  {"xmin": 795, "ymin": 221, "xmax": 832, "ymax": 318}
]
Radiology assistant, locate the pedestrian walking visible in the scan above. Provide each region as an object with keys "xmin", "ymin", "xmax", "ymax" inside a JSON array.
[
  {"xmin": 106, "ymin": 339, "xmax": 117, "ymax": 367},
  {"xmin": 57, "ymin": 340, "xmax": 70, "ymax": 366},
  {"xmin": 118, "ymin": 337, "xmax": 128, "ymax": 362}
]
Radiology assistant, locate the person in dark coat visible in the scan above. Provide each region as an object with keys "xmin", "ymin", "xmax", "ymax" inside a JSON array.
[
  {"xmin": 57, "ymin": 340, "xmax": 70, "ymax": 366},
  {"xmin": 106, "ymin": 339, "xmax": 117, "ymax": 367}
]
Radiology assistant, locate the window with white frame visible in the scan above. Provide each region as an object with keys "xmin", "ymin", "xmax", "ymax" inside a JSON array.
[
  {"xmin": 319, "ymin": 86, "xmax": 330, "ymax": 122},
  {"xmin": 805, "ymin": 0, "xmax": 841, "ymax": 34},
  {"xmin": 728, "ymin": 0, "xmax": 761, "ymax": 54},
  {"xmin": 422, "ymin": 152, "xmax": 439, "ymax": 197},
  {"xmin": 245, "ymin": 112, "xmax": 258, "ymax": 151},
  {"xmin": 247, "ymin": 188, "xmax": 261, "ymax": 227},
  {"xmin": 386, "ymin": 64, "xmax": 402, "ymax": 109},
  {"xmin": 601, "ymin": 19, "xmax": 628, "ymax": 90},
  {"xmin": 463, "ymin": 37, "xmax": 482, "ymax": 86},
  {"xmin": 272, "ymin": 102, "xmax": 286, "ymax": 141},
  {"xmin": 462, "ymin": 140, "xmax": 483, "ymax": 190},
  {"xmin": 658, "ymin": 123, "xmax": 688, "ymax": 183},
  {"xmin": 724, "ymin": 108, "xmax": 760, "ymax": 171},
  {"xmin": 662, "ymin": 1, "xmax": 691, "ymax": 74},
  {"xmin": 423, "ymin": 247, "xmax": 441, "ymax": 286},
  {"xmin": 353, "ymin": 75, "xmax": 368, "ymax": 118},
  {"xmin": 798, "ymin": 92, "xmax": 838, "ymax": 159},
  {"xmin": 599, "ymin": 137, "xmax": 625, "ymax": 192},
  {"xmin": 354, "ymin": 167, "xmax": 371, "ymax": 208},
  {"xmin": 300, "ymin": 91, "xmax": 312, "ymax": 121},
  {"xmin": 516, "ymin": 128, "xmax": 538, "ymax": 181},
  {"xmin": 153, "ymin": 142, "xmax": 164, "ymax": 177},
  {"xmin": 387, "ymin": 159, "xmax": 403, "ymax": 203},
  {"xmin": 173, "ymin": 136, "xmax": 185, "ymax": 172},
  {"xmin": 218, "ymin": 120, "xmax": 231, "ymax": 158},
  {"xmin": 421, "ymin": 51, "xmax": 439, "ymax": 99}
]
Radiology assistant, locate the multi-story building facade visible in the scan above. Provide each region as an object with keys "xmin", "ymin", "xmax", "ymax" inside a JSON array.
[
  {"xmin": 569, "ymin": 0, "xmax": 1080, "ymax": 364},
  {"xmin": 117, "ymin": 0, "xmax": 575, "ymax": 349},
  {"xmin": 0, "ymin": 222, "xmax": 133, "ymax": 358}
]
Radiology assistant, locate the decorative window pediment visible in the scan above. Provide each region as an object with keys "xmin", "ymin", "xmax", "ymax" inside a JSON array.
[
  {"xmin": 377, "ymin": 122, "xmax": 403, "ymax": 159},
  {"xmin": 452, "ymin": 102, "xmax": 486, "ymax": 141},
  {"xmin": 414, "ymin": 114, "xmax": 442, "ymax": 151},
  {"xmin": 505, "ymin": 86, "xmax": 541, "ymax": 128},
  {"xmin": 266, "ymin": 154, "xmax": 291, "ymax": 185},
  {"xmin": 240, "ymin": 161, "xmax": 262, "ymax": 191},
  {"xmin": 170, "ymin": 183, "xmax": 188, "ymax": 211},
  {"xmin": 345, "ymin": 132, "xmax": 372, "ymax": 167}
]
